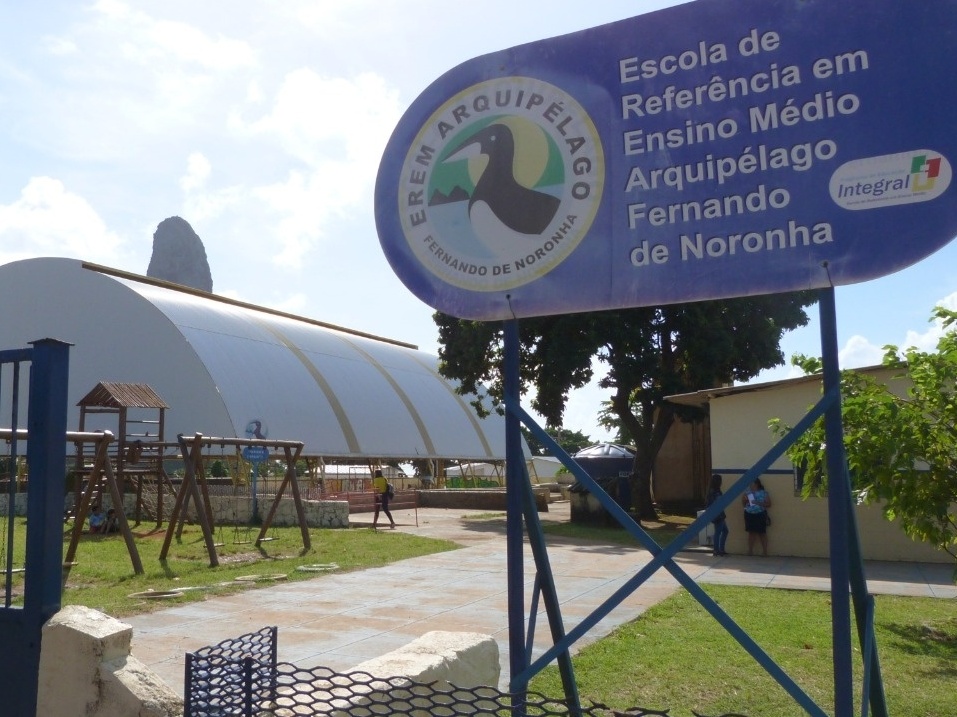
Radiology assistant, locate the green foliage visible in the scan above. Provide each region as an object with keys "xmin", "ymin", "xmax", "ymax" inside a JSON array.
[
  {"xmin": 520, "ymin": 426, "xmax": 592, "ymax": 456},
  {"xmin": 436, "ymin": 293, "xmax": 815, "ymax": 518},
  {"xmin": 772, "ymin": 306, "xmax": 957, "ymax": 562}
]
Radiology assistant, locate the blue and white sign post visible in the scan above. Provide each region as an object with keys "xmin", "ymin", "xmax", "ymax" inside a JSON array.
[
  {"xmin": 242, "ymin": 420, "xmax": 270, "ymax": 523},
  {"xmin": 241, "ymin": 445, "xmax": 270, "ymax": 523},
  {"xmin": 243, "ymin": 446, "xmax": 269, "ymax": 523},
  {"xmin": 376, "ymin": 1, "xmax": 957, "ymax": 714}
]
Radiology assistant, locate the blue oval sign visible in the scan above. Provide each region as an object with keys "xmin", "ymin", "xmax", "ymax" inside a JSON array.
[
  {"xmin": 242, "ymin": 445, "xmax": 269, "ymax": 464},
  {"xmin": 375, "ymin": 0, "xmax": 957, "ymax": 319}
]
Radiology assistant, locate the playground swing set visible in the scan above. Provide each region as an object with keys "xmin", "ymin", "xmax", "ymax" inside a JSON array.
[
  {"xmin": 157, "ymin": 433, "xmax": 310, "ymax": 568},
  {"xmin": 13, "ymin": 427, "xmax": 312, "ymax": 577}
]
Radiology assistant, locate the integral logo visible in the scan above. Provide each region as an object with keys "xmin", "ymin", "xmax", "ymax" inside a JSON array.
[
  {"xmin": 830, "ymin": 150, "xmax": 952, "ymax": 210},
  {"xmin": 398, "ymin": 77, "xmax": 604, "ymax": 291}
]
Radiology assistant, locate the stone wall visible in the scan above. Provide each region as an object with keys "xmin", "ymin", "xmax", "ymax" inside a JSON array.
[
  {"xmin": 1, "ymin": 493, "xmax": 349, "ymax": 529},
  {"xmin": 417, "ymin": 488, "xmax": 549, "ymax": 512}
]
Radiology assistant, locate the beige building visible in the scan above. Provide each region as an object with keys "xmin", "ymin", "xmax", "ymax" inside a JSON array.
[{"xmin": 669, "ymin": 368, "xmax": 951, "ymax": 563}]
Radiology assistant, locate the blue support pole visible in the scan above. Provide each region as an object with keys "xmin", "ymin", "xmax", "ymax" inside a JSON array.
[
  {"xmin": 251, "ymin": 462, "xmax": 260, "ymax": 523},
  {"xmin": 515, "ymin": 452, "xmax": 582, "ymax": 714},
  {"xmin": 819, "ymin": 287, "xmax": 854, "ymax": 717},
  {"xmin": 504, "ymin": 319, "xmax": 527, "ymax": 712}
]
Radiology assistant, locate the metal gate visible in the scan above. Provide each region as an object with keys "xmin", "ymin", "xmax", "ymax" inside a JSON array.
[{"xmin": 0, "ymin": 340, "xmax": 70, "ymax": 717}]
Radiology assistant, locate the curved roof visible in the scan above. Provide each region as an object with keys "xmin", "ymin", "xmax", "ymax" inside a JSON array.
[
  {"xmin": 0, "ymin": 257, "xmax": 505, "ymax": 461},
  {"xmin": 573, "ymin": 443, "xmax": 635, "ymax": 458}
]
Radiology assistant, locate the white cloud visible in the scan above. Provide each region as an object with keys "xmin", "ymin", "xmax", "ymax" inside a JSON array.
[
  {"xmin": 182, "ymin": 185, "xmax": 246, "ymax": 222},
  {"xmin": 232, "ymin": 69, "xmax": 399, "ymax": 168},
  {"xmin": 42, "ymin": 36, "xmax": 77, "ymax": 56},
  {"xmin": 838, "ymin": 334, "xmax": 884, "ymax": 368},
  {"xmin": 92, "ymin": 0, "xmax": 256, "ymax": 71},
  {"xmin": 0, "ymin": 177, "xmax": 124, "ymax": 265},
  {"xmin": 899, "ymin": 290, "xmax": 957, "ymax": 352},
  {"xmin": 838, "ymin": 290, "xmax": 957, "ymax": 364},
  {"xmin": 245, "ymin": 80, "xmax": 265, "ymax": 104},
  {"xmin": 179, "ymin": 152, "xmax": 211, "ymax": 192},
  {"xmin": 179, "ymin": 152, "xmax": 246, "ymax": 223},
  {"xmin": 936, "ymin": 291, "xmax": 957, "ymax": 311},
  {"xmin": 231, "ymin": 69, "xmax": 403, "ymax": 268},
  {"xmin": 19, "ymin": 3, "xmax": 259, "ymax": 165}
]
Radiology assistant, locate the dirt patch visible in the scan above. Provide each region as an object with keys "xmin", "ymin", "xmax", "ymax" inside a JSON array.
[{"xmin": 217, "ymin": 552, "xmax": 260, "ymax": 565}]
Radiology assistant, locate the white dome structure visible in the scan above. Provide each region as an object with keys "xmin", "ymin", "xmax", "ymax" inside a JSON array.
[{"xmin": 0, "ymin": 257, "xmax": 504, "ymax": 462}]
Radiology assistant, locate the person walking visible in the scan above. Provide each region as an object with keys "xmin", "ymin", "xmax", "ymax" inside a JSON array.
[
  {"xmin": 741, "ymin": 477, "xmax": 771, "ymax": 556},
  {"xmin": 705, "ymin": 473, "xmax": 729, "ymax": 556},
  {"xmin": 372, "ymin": 468, "xmax": 395, "ymax": 530}
]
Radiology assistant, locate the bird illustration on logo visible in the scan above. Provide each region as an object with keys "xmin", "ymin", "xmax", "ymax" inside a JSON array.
[
  {"xmin": 244, "ymin": 418, "xmax": 267, "ymax": 439},
  {"xmin": 438, "ymin": 117, "xmax": 562, "ymax": 243}
]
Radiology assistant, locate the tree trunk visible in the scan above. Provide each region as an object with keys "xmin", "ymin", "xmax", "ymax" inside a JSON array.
[
  {"xmin": 611, "ymin": 389, "xmax": 676, "ymax": 521},
  {"xmin": 631, "ymin": 448, "xmax": 658, "ymax": 521},
  {"xmin": 624, "ymin": 402, "xmax": 676, "ymax": 521}
]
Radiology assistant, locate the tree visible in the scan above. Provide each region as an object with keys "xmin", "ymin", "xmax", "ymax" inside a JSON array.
[
  {"xmin": 521, "ymin": 426, "xmax": 592, "ymax": 456},
  {"xmin": 774, "ymin": 306, "xmax": 957, "ymax": 564},
  {"xmin": 436, "ymin": 292, "xmax": 814, "ymax": 519}
]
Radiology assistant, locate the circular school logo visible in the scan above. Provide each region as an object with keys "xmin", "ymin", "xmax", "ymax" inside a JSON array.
[{"xmin": 397, "ymin": 77, "xmax": 605, "ymax": 292}]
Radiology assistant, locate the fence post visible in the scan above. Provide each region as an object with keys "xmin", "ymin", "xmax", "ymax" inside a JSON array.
[
  {"xmin": 23, "ymin": 339, "xmax": 70, "ymax": 623},
  {"xmin": 268, "ymin": 625, "xmax": 278, "ymax": 702},
  {"xmin": 243, "ymin": 656, "xmax": 254, "ymax": 717},
  {"xmin": 22, "ymin": 339, "xmax": 70, "ymax": 717},
  {"xmin": 183, "ymin": 653, "xmax": 194, "ymax": 717}
]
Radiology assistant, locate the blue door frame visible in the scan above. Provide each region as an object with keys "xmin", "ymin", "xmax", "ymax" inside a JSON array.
[{"xmin": 503, "ymin": 288, "xmax": 886, "ymax": 717}]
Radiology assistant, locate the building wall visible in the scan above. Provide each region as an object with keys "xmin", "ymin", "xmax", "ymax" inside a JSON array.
[
  {"xmin": 653, "ymin": 415, "xmax": 710, "ymax": 510},
  {"xmin": 709, "ymin": 371, "xmax": 951, "ymax": 563}
]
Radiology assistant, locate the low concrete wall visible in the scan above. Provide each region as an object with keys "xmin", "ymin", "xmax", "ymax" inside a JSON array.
[
  {"xmin": 417, "ymin": 488, "xmax": 549, "ymax": 512},
  {"xmin": 1, "ymin": 493, "xmax": 349, "ymax": 529},
  {"xmin": 291, "ymin": 632, "xmax": 500, "ymax": 716},
  {"xmin": 351, "ymin": 631, "xmax": 499, "ymax": 688},
  {"xmin": 199, "ymin": 494, "xmax": 349, "ymax": 528},
  {"xmin": 38, "ymin": 605, "xmax": 183, "ymax": 717}
]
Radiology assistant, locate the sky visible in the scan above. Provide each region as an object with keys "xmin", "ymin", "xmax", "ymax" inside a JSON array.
[{"xmin": 3, "ymin": 1, "xmax": 957, "ymax": 443}]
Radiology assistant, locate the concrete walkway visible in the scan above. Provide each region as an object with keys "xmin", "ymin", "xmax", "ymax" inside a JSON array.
[{"xmin": 125, "ymin": 502, "xmax": 957, "ymax": 694}]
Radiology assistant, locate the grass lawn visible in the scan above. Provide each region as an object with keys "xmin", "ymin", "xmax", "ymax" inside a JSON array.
[
  {"xmin": 528, "ymin": 582, "xmax": 957, "ymax": 717},
  {"xmin": 2, "ymin": 517, "xmax": 457, "ymax": 617}
]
